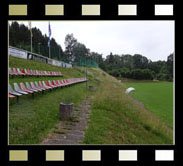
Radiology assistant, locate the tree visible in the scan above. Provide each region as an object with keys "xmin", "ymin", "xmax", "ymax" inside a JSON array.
[
  {"xmin": 148, "ymin": 60, "xmax": 166, "ymax": 73},
  {"xmin": 73, "ymin": 42, "xmax": 90, "ymax": 62},
  {"xmin": 9, "ymin": 21, "xmax": 64, "ymax": 61},
  {"xmin": 122, "ymin": 54, "xmax": 134, "ymax": 69},
  {"xmin": 89, "ymin": 52, "xmax": 103, "ymax": 64},
  {"xmin": 64, "ymin": 33, "xmax": 78, "ymax": 62},
  {"xmin": 133, "ymin": 54, "xmax": 149, "ymax": 69},
  {"xmin": 105, "ymin": 52, "xmax": 115, "ymax": 65},
  {"xmin": 9, "ymin": 22, "xmax": 20, "ymax": 46},
  {"xmin": 167, "ymin": 53, "xmax": 173, "ymax": 80}
]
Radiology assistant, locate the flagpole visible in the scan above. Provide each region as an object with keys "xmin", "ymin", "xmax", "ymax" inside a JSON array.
[
  {"xmin": 48, "ymin": 21, "xmax": 51, "ymax": 59},
  {"xmin": 49, "ymin": 45, "xmax": 50, "ymax": 58},
  {"xmin": 29, "ymin": 21, "xmax": 33, "ymax": 53},
  {"xmin": 31, "ymin": 35, "xmax": 32, "ymax": 53}
]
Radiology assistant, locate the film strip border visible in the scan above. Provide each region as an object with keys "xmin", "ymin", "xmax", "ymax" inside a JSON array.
[
  {"xmin": 7, "ymin": 3, "xmax": 174, "ymax": 17},
  {"xmin": 7, "ymin": 149, "xmax": 176, "ymax": 162},
  {"xmin": 3, "ymin": 1, "xmax": 178, "ymax": 166}
]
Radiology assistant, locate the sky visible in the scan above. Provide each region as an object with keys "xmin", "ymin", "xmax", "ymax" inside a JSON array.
[{"xmin": 11, "ymin": 21, "xmax": 174, "ymax": 61}]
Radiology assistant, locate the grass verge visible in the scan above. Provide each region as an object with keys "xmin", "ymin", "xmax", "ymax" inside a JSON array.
[
  {"xmin": 124, "ymin": 82, "xmax": 173, "ymax": 128},
  {"xmin": 83, "ymin": 72, "xmax": 173, "ymax": 144}
]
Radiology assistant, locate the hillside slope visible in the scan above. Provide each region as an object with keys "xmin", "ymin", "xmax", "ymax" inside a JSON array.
[
  {"xmin": 83, "ymin": 68, "xmax": 173, "ymax": 144},
  {"xmin": 9, "ymin": 56, "xmax": 173, "ymax": 144}
]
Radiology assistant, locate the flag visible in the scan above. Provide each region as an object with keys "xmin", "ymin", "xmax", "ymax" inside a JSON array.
[
  {"xmin": 47, "ymin": 22, "xmax": 51, "ymax": 47},
  {"xmin": 28, "ymin": 21, "xmax": 33, "ymax": 37}
]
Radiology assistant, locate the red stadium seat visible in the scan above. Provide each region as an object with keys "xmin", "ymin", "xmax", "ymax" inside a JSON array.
[
  {"xmin": 31, "ymin": 70, "xmax": 36, "ymax": 76},
  {"xmin": 56, "ymin": 80, "xmax": 63, "ymax": 87},
  {"xmin": 17, "ymin": 68, "xmax": 25, "ymax": 75},
  {"xmin": 25, "ymin": 82, "xmax": 38, "ymax": 92},
  {"xmin": 43, "ymin": 71, "xmax": 48, "ymax": 76},
  {"xmin": 48, "ymin": 80, "xmax": 57, "ymax": 88},
  {"xmin": 14, "ymin": 83, "xmax": 28, "ymax": 94},
  {"xmin": 45, "ymin": 80, "xmax": 55, "ymax": 88},
  {"xmin": 20, "ymin": 82, "xmax": 34, "ymax": 93},
  {"xmin": 41, "ymin": 81, "xmax": 52, "ymax": 89},
  {"xmin": 24, "ymin": 69, "xmax": 30, "ymax": 75},
  {"xmin": 27, "ymin": 69, "xmax": 33, "ymax": 75},
  {"xmin": 59, "ymin": 80, "xmax": 67, "ymax": 86},
  {"xmin": 12, "ymin": 68, "xmax": 20, "ymax": 75},
  {"xmin": 21, "ymin": 68, "xmax": 27, "ymax": 75},
  {"xmin": 39, "ymin": 81, "xmax": 50, "ymax": 90},
  {"xmin": 9, "ymin": 94, "xmax": 15, "ymax": 98},
  {"xmin": 51, "ymin": 80, "xmax": 60, "ymax": 87},
  {"xmin": 64, "ymin": 79, "xmax": 70, "ymax": 85},
  {"xmin": 9, "ymin": 68, "xmax": 15, "ymax": 76},
  {"xmin": 30, "ymin": 82, "xmax": 42, "ymax": 91}
]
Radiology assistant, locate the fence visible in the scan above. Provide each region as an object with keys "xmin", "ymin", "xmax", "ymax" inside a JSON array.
[
  {"xmin": 73, "ymin": 56, "xmax": 98, "ymax": 67},
  {"xmin": 9, "ymin": 46, "xmax": 72, "ymax": 68}
]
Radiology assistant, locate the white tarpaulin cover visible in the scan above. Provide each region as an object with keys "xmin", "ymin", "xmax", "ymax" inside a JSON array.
[{"xmin": 126, "ymin": 87, "xmax": 135, "ymax": 94}]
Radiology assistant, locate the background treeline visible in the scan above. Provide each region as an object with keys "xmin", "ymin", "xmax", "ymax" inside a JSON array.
[
  {"xmin": 9, "ymin": 22, "xmax": 173, "ymax": 81},
  {"xmin": 100, "ymin": 53, "xmax": 173, "ymax": 81}
]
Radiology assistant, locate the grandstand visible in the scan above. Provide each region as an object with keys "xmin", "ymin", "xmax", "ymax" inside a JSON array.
[
  {"xmin": 9, "ymin": 77, "xmax": 87, "ymax": 103},
  {"xmin": 9, "ymin": 67, "xmax": 63, "ymax": 77}
]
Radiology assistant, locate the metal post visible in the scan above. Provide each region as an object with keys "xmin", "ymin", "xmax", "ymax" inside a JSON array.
[
  {"xmin": 85, "ymin": 55, "xmax": 88, "ymax": 89},
  {"xmin": 86, "ymin": 67, "xmax": 88, "ymax": 89},
  {"xmin": 49, "ymin": 46, "xmax": 51, "ymax": 59},
  {"xmin": 17, "ymin": 96, "xmax": 19, "ymax": 104},
  {"xmin": 31, "ymin": 36, "xmax": 32, "ymax": 53}
]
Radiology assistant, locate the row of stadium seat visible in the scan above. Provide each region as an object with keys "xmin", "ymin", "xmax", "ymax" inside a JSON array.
[
  {"xmin": 9, "ymin": 68, "xmax": 63, "ymax": 77},
  {"xmin": 9, "ymin": 78, "xmax": 87, "ymax": 102}
]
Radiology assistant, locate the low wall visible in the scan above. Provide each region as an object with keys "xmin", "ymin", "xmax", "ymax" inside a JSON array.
[{"xmin": 9, "ymin": 46, "xmax": 72, "ymax": 68}]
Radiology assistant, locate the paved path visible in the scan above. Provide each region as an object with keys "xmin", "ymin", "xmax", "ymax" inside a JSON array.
[{"xmin": 41, "ymin": 98, "xmax": 91, "ymax": 145}]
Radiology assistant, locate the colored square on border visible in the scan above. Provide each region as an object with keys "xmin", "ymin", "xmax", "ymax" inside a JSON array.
[
  {"xmin": 155, "ymin": 150, "xmax": 174, "ymax": 161},
  {"xmin": 82, "ymin": 150, "xmax": 101, "ymax": 161},
  {"xmin": 82, "ymin": 5, "xmax": 100, "ymax": 16},
  {"xmin": 118, "ymin": 5, "xmax": 137, "ymax": 15},
  {"xmin": 9, "ymin": 5, "xmax": 27, "ymax": 16},
  {"xmin": 119, "ymin": 150, "xmax": 137, "ymax": 161},
  {"xmin": 9, "ymin": 150, "xmax": 28, "ymax": 161},
  {"xmin": 46, "ymin": 150, "xmax": 64, "ymax": 161},
  {"xmin": 45, "ymin": 5, "xmax": 64, "ymax": 15},
  {"xmin": 155, "ymin": 5, "xmax": 173, "ymax": 15}
]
